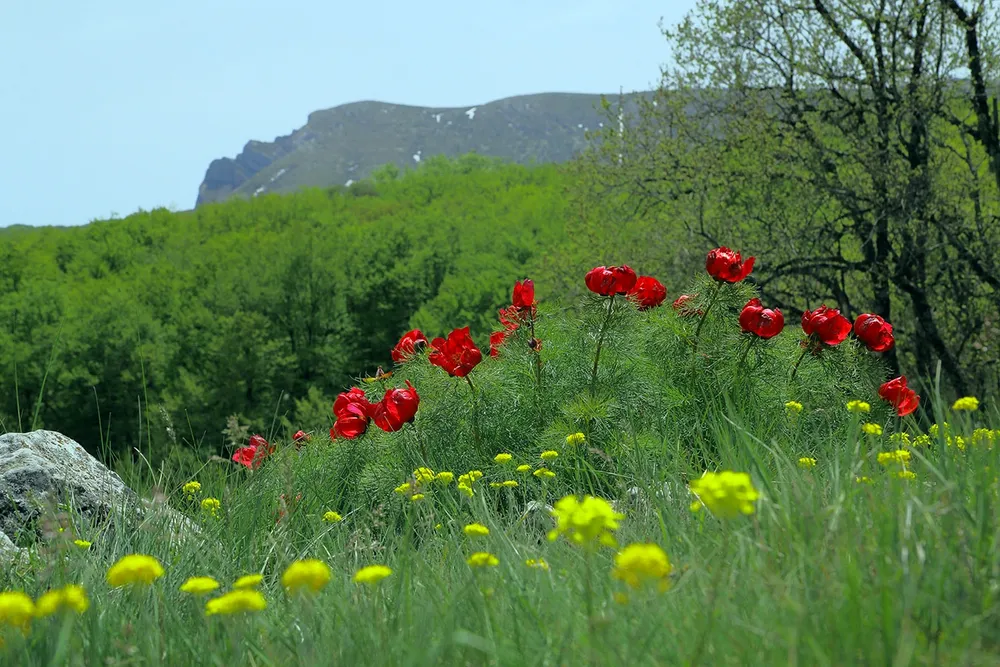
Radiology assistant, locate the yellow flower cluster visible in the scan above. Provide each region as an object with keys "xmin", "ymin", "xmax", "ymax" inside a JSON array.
[
  {"xmin": 533, "ymin": 468, "xmax": 556, "ymax": 479},
  {"xmin": 525, "ymin": 558, "xmax": 549, "ymax": 570},
  {"xmin": 233, "ymin": 574, "xmax": 263, "ymax": 590},
  {"xmin": 689, "ymin": 471, "xmax": 760, "ymax": 519},
  {"xmin": 106, "ymin": 554, "xmax": 165, "ymax": 587},
  {"xmin": 952, "ymin": 396, "xmax": 979, "ymax": 411},
  {"xmin": 36, "ymin": 585, "xmax": 89, "ymax": 618},
  {"xmin": 784, "ymin": 401, "xmax": 803, "ymax": 414},
  {"xmin": 846, "ymin": 400, "xmax": 871, "ymax": 413},
  {"xmin": 877, "ymin": 450, "xmax": 911, "ymax": 465},
  {"xmin": 547, "ymin": 495, "xmax": 623, "ymax": 548},
  {"xmin": 889, "ymin": 432, "xmax": 911, "ymax": 447},
  {"xmin": 180, "ymin": 577, "xmax": 220, "ymax": 596},
  {"xmin": 457, "ymin": 470, "xmax": 484, "ymax": 497},
  {"xmin": 353, "ymin": 565, "xmax": 392, "ymax": 586},
  {"xmin": 611, "ymin": 543, "xmax": 672, "ymax": 591},
  {"xmin": 540, "ymin": 450, "xmax": 559, "ymax": 461},
  {"xmin": 489, "ymin": 480, "xmax": 519, "ymax": 488},
  {"xmin": 566, "ymin": 432, "xmax": 586, "ymax": 446},
  {"xmin": 493, "ymin": 453, "xmax": 512, "ymax": 463},
  {"xmin": 205, "ymin": 590, "xmax": 266, "ymax": 616},
  {"xmin": 435, "ymin": 471, "xmax": 454, "ymax": 484},
  {"xmin": 466, "ymin": 552, "xmax": 499, "ymax": 568},
  {"xmin": 73, "ymin": 539, "xmax": 91, "ymax": 549},
  {"xmin": 463, "ymin": 523, "xmax": 490, "ymax": 537},
  {"xmin": 862, "ymin": 423, "xmax": 883, "ymax": 436},
  {"xmin": 516, "ymin": 464, "xmax": 532, "ymax": 473},
  {"xmin": 971, "ymin": 429, "xmax": 996, "ymax": 447},
  {"xmin": 797, "ymin": 457, "xmax": 817, "ymax": 469},
  {"xmin": 0, "ymin": 592, "xmax": 36, "ymax": 633},
  {"xmin": 182, "ymin": 480, "xmax": 201, "ymax": 496},
  {"xmin": 201, "ymin": 497, "xmax": 221, "ymax": 518},
  {"xmin": 323, "ymin": 511, "xmax": 343, "ymax": 523},
  {"xmin": 282, "ymin": 559, "xmax": 331, "ymax": 594}
]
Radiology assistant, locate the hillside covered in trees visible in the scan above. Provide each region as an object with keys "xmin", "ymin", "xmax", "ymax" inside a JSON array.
[{"xmin": 0, "ymin": 156, "xmax": 572, "ymax": 462}]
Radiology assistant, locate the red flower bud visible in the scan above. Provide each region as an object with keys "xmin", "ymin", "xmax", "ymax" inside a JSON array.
[
  {"xmin": 672, "ymin": 294, "xmax": 703, "ymax": 317},
  {"xmin": 801, "ymin": 305, "xmax": 852, "ymax": 346},
  {"xmin": 739, "ymin": 298, "xmax": 784, "ymax": 339},
  {"xmin": 878, "ymin": 375, "xmax": 920, "ymax": 416},
  {"xmin": 706, "ymin": 247, "xmax": 755, "ymax": 283},
  {"xmin": 627, "ymin": 276, "xmax": 667, "ymax": 310},
  {"xmin": 585, "ymin": 265, "xmax": 638, "ymax": 296},
  {"xmin": 391, "ymin": 329, "xmax": 428, "ymax": 363},
  {"xmin": 372, "ymin": 381, "xmax": 420, "ymax": 432},
  {"xmin": 428, "ymin": 327, "xmax": 483, "ymax": 378},
  {"xmin": 292, "ymin": 430, "xmax": 310, "ymax": 443},
  {"xmin": 512, "ymin": 279, "xmax": 536, "ymax": 311},
  {"xmin": 853, "ymin": 314, "xmax": 894, "ymax": 352}
]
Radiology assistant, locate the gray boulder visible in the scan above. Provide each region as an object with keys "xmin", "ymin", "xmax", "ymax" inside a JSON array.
[
  {"xmin": 0, "ymin": 430, "xmax": 140, "ymax": 541},
  {"xmin": 0, "ymin": 528, "xmax": 27, "ymax": 565}
]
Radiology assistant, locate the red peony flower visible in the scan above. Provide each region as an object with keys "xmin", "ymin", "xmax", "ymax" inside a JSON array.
[
  {"xmin": 428, "ymin": 327, "xmax": 483, "ymax": 377},
  {"xmin": 801, "ymin": 305, "xmax": 852, "ymax": 346},
  {"xmin": 489, "ymin": 330, "xmax": 508, "ymax": 358},
  {"xmin": 512, "ymin": 279, "xmax": 536, "ymax": 311},
  {"xmin": 391, "ymin": 329, "xmax": 428, "ymax": 363},
  {"xmin": 498, "ymin": 305, "xmax": 524, "ymax": 332},
  {"xmin": 292, "ymin": 430, "xmax": 310, "ymax": 443},
  {"xmin": 672, "ymin": 293, "xmax": 703, "ymax": 317},
  {"xmin": 628, "ymin": 276, "xmax": 667, "ymax": 310},
  {"xmin": 372, "ymin": 381, "xmax": 420, "ymax": 432},
  {"xmin": 879, "ymin": 376, "xmax": 920, "ymax": 416},
  {"xmin": 331, "ymin": 387, "xmax": 372, "ymax": 439},
  {"xmin": 706, "ymin": 247, "xmax": 755, "ymax": 283},
  {"xmin": 232, "ymin": 435, "xmax": 273, "ymax": 469},
  {"xmin": 853, "ymin": 314, "xmax": 894, "ymax": 353},
  {"xmin": 585, "ymin": 265, "xmax": 638, "ymax": 296},
  {"xmin": 739, "ymin": 298, "xmax": 784, "ymax": 339}
]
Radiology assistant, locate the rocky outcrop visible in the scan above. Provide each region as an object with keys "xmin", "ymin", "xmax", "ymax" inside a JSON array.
[
  {"xmin": 0, "ymin": 430, "xmax": 139, "ymax": 540},
  {"xmin": 0, "ymin": 528, "xmax": 27, "ymax": 565}
]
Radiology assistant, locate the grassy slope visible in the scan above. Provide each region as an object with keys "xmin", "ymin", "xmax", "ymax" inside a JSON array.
[{"xmin": 1, "ymin": 269, "xmax": 998, "ymax": 665}]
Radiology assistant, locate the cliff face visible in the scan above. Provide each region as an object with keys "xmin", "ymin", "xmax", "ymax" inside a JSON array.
[{"xmin": 195, "ymin": 92, "xmax": 651, "ymax": 206}]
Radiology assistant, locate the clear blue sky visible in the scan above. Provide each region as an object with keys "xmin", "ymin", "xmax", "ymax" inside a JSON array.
[{"xmin": 0, "ymin": 0, "xmax": 695, "ymax": 227}]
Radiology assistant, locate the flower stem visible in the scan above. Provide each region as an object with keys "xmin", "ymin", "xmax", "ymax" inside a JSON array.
[
  {"xmin": 689, "ymin": 530, "xmax": 731, "ymax": 667},
  {"xmin": 737, "ymin": 337, "xmax": 755, "ymax": 368},
  {"xmin": 465, "ymin": 375, "xmax": 483, "ymax": 456},
  {"xmin": 692, "ymin": 282, "xmax": 722, "ymax": 352},
  {"xmin": 790, "ymin": 346, "xmax": 809, "ymax": 379},
  {"xmin": 589, "ymin": 294, "xmax": 616, "ymax": 394},
  {"xmin": 584, "ymin": 548, "xmax": 598, "ymax": 667}
]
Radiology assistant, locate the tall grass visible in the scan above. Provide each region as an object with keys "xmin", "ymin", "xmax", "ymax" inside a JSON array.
[{"xmin": 1, "ymin": 278, "xmax": 997, "ymax": 665}]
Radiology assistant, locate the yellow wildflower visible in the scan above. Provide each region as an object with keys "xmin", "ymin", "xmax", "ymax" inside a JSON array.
[
  {"xmin": 73, "ymin": 539, "xmax": 91, "ymax": 549},
  {"xmin": 205, "ymin": 590, "xmax": 266, "ymax": 616},
  {"xmin": 797, "ymin": 457, "xmax": 817, "ymax": 469},
  {"xmin": 611, "ymin": 543, "xmax": 672, "ymax": 591},
  {"xmin": 501, "ymin": 480, "xmax": 518, "ymax": 488},
  {"xmin": 688, "ymin": 471, "xmax": 759, "ymax": 519},
  {"xmin": 862, "ymin": 423, "xmax": 883, "ymax": 436},
  {"xmin": 413, "ymin": 467, "xmax": 436, "ymax": 485},
  {"xmin": 912, "ymin": 434, "xmax": 931, "ymax": 447},
  {"xmin": 516, "ymin": 464, "xmax": 532, "ymax": 473},
  {"xmin": 929, "ymin": 423, "xmax": 949, "ymax": 438},
  {"xmin": 282, "ymin": 559, "xmax": 332, "ymax": 594},
  {"xmin": 540, "ymin": 450, "xmax": 559, "ymax": 461},
  {"xmin": 201, "ymin": 497, "xmax": 221, "ymax": 517},
  {"xmin": 493, "ymin": 453, "xmax": 513, "ymax": 464},
  {"xmin": 947, "ymin": 435, "xmax": 967, "ymax": 450},
  {"xmin": 458, "ymin": 483, "xmax": 474, "ymax": 498},
  {"xmin": 896, "ymin": 470, "xmax": 917, "ymax": 480},
  {"xmin": 353, "ymin": 565, "xmax": 392, "ymax": 585},
  {"xmin": 182, "ymin": 481, "xmax": 202, "ymax": 496},
  {"xmin": 106, "ymin": 554, "xmax": 165, "ymax": 587},
  {"xmin": 394, "ymin": 482, "xmax": 414, "ymax": 495},
  {"xmin": 434, "ymin": 472, "xmax": 454, "ymax": 485},
  {"xmin": 410, "ymin": 494, "xmax": 425, "ymax": 502},
  {"xmin": 855, "ymin": 476, "xmax": 873, "ymax": 484},
  {"xmin": 846, "ymin": 400, "xmax": 871, "ymax": 413},
  {"xmin": 877, "ymin": 450, "xmax": 911, "ymax": 466},
  {"xmin": 533, "ymin": 468, "xmax": 556, "ymax": 479},
  {"xmin": 566, "ymin": 432, "xmax": 586, "ymax": 446},
  {"xmin": 972, "ymin": 428, "xmax": 996, "ymax": 447},
  {"xmin": 525, "ymin": 558, "xmax": 549, "ymax": 570},
  {"xmin": 323, "ymin": 511, "xmax": 343, "ymax": 523},
  {"xmin": 889, "ymin": 432, "xmax": 911, "ymax": 447},
  {"xmin": 784, "ymin": 401, "xmax": 803, "ymax": 414},
  {"xmin": 548, "ymin": 495, "xmax": 623, "ymax": 548},
  {"xmin": 0, "ymin": 592, "xmax": 35, "ymax": 632},
  {"xmin": 179, "ymin": 577, "xmax": 220, "ymax": 596},
  {"xmin": 463, "ymin": 523, "xmax": 490, "ymax": 537},
  {"xmin": 952, "ymin": 396, "xmax": 979, "ymax": 411},
  {"xmin": 233, "ymin": 574, "xmax": 263, "ymax": 590},
  {"xmin": 34, "ymin": 585, "xmax": 89, "ymax": 617},
  {"xmin": 466, "ymin": 552, "xmax": 500, "ymax": 568}
]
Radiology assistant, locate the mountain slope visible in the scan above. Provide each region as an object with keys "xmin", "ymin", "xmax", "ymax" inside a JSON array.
[{"xmin": 196, "ymin": 92, "xmax": 650, "ymax": 206}]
